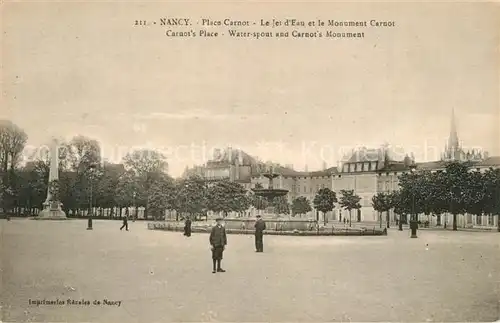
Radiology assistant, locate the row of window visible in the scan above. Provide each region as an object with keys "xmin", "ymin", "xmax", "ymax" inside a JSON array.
[
  {"xmin": 342, "ymin": 162, "xmax": 378, "ymax": 173},
  {"xmin": 292, "ymin": 184, "xmax": 326, "ymax": 193},
  {"xmin": 257, "ymin": 183, "xmax": 328, "ymax": 193}
]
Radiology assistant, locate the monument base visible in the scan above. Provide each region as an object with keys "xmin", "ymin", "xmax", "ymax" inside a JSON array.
[{"xmin": 34, "ymin": 208, "xmax": 68, "ymax": 220}]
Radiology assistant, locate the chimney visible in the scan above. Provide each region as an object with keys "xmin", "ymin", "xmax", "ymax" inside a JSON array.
[
  {"xmin": 213, "ymin": 148, "xmax": 221, "ymax": 161},
  {"xmin": 403, "ymin": 154, "xmax": 412, "ymax": 167},
  {"xmin": 322, "ymin": 161, "xmax": 327, "ymax": 170},
  {"xmin": 235, "ymin": 156, "xmax": 240, "ymax": 180}
]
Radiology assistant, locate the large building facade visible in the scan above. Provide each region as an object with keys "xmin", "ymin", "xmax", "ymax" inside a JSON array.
[{"xmin": 183, "ymin": 111, "xmax": 500, "ymax": 228}]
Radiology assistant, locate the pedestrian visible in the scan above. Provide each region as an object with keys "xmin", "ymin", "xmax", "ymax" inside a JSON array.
[
  {"xmin": 120, "ymin": 215, "xmax": 128, "ymax": 231},
  {"xmin": 339, "ymin": 215, "xmax": 342, "ymax": 222},
  {"xmin": 343, "ymin": 218, "xmax": 346, "ymax": 224},
  {"xmin": 184, "ymin": 217, "xmax": 192, "ymax": 237},
  {"xmin": 209, "ymin": 217, "xmax": 227, "ymax": 273},
  {"xmin": 254, "ymin": 214, "xmax": 266, "ymax": 252}
]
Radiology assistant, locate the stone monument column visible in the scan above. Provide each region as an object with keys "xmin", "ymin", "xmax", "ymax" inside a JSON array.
[
  {"xmin": 45, "ymin": 138, "xmax": 60, "ymax": 203},
  {"xmin": 36, "ymin": 138, "xmax": 68, "ymax": 220}
]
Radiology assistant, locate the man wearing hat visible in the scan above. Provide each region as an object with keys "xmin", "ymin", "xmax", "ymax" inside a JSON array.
[
  {"xmin": 254, "ymin": 214, "xmax": 266, "ymax": 252},
  {"xmin": 209, "ymin": 217, "xmax": 227, "ymax": 273}
]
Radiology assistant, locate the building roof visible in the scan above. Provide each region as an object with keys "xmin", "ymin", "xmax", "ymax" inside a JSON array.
[
  {"xmin": 377, "ymin": 161, "xmax": 408, "ymax": 172},
  {"xmin": 415, "ymin": 161, "xmax": 447, "ymax": 171},
  {"xmin": 475, "ymin": 156, "xmax": 500, "ymax": 167},
  {"xmin": 251, "ymin": 165, "xmax": 338, "ymax": 178},
  {"xmin": 309, "ymin": 167, "xmax": 339, "ymax": 177},
  {"xmin": 345, "ymin": 148, "xmax": 383, "ymax": 163},
  {"xmin": 205, "ymin": 160, "xmax": 231, "ymax": 168},
  {"xmin": 209, "ymin": 147, "xmax": 258, "ymax": 166},
  {"xmin": 343, "ymin": 145, "xmax": 407, "ymax": 164}
]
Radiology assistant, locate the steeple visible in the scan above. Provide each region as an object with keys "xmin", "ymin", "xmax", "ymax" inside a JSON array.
[
  {"xmin": 445, "ymin": 108, "xmax": 461, "ymax": 160},
  {"xmin": 448, "ymin": 108, "xmax": 459, "ymax": 152}
]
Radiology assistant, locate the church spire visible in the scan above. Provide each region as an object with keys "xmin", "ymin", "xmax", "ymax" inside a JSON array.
[
  {"xmin": 445, "ymin": 108, "xmax": 461, "ymax": 160},
  {"xmin": 448, "ymin": 108, "xmax": 459, "ymax": 151}
]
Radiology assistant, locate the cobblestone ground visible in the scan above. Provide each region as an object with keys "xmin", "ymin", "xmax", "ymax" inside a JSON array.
[{"xmin": 1, "ymin": 219, "xmax": 499, "ymax": 322}]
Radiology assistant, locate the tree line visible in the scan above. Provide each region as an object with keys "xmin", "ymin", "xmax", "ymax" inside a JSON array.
[
  {"xmin": 1, "ymin": 121, "xmax": 499, "ymax": 231},
  {"xmin": 0, "ymin": 121, "xmax": 293, "ymax": 219},
  {"xmin": 371, "ymin": 162, "xmax": 500, "ymax": 231}
]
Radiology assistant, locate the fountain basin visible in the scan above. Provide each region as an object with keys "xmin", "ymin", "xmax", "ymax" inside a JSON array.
[{"xmin": 147, "ymin": 221, "xmax": 388, "ymax": 236}]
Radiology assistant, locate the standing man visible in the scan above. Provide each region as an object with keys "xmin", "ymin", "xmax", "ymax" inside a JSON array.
[
  {"xmin": 184, "ymin": 217, "xmax": 192, "ymax": 237},
  {"xmin": 120, "ymin": 214, "xmax": 128, "ymax": 231},
  {"xmin": 209, "ymin": 217, "xmax": 227, "ymax": 273},
  {"xmin": 254, "ymin": 214, "xmax": 266, "ymax": 252}
]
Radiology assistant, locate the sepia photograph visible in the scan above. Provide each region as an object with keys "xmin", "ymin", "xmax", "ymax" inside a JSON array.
[{"xmin": 1, "ymin": 1, "xmax": 499, "ymax": 322}]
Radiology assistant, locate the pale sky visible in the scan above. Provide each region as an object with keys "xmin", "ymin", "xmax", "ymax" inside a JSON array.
[{"xmin": 2, "ymin": 1, "xmax": 499, "ymax": 176}]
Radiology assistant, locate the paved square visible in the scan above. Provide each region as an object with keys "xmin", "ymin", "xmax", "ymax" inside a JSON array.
[{"xmin": 1, "ymin": 219, "xmax": 499, "ymax": 322}]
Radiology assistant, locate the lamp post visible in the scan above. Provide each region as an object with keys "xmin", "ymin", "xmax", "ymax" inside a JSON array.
[
  {"xmin": 87, "ymin": 165, "xmax": 96, "ymax": 230},
  {"xmin": 409, "ymin": 164, "xmax": 418, "ymax": 238}
]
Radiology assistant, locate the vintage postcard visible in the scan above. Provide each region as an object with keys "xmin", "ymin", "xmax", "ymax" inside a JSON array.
[{"xmin": 1, "ymin": 1, "xmax": 499, "ymax": 322}]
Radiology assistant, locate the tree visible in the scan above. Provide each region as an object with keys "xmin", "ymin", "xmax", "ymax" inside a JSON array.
[
  {"xmin": 483, "ymin": 168, "xmax": 500, "ymax": 232},
  {"xmin": 123, "ymin": 149, "xmax": 167, "ymax": 178},
  {"xmin": 0, "ymin": 121, "xmax": 28, "ymax": 213},
  {"xmin": 0, "ymin": 176, "xmax": 4, "ymax": 211},
  {"xmin": 313, "ymin": 188, "xmax": 337, "ymax": 225},
  {"xmin": 398, "ymin": 170, "xmax": 420, "ymax": 224},
  {"xmin": 59, "ymin": 171, "xmax": 79, "ymax": 215},
  {"xmin": 0, "ymin": 120, "xmax": 28, "ymax": 172},
  {"xmin": 291, "ymin": 196, "xmax": 312, "ymax": 217},
  {"xmin": 148, "ymin": 175, "xmax": 177, "ymax": 220},
  {"xmin": 385, "ymin": 191, "xmax": 398, "ymax": 228},
  {"xmin": 339, "ymin": 189, "xmax": 361, "ymax": 227},
  {"xmin": 443, "ymin": 161, "xmax": 471, "ymax": 230},
  {"xmin": 206, "ymin": 180, "xmax": 249, "ymax": 217},
  {"xmin": 123, "ymin": 149, "xmax": 168, "ymax": 219},
  {"xmin": 94, "ymin": 163, "xmax": 125, "ymax": 217},
  {"xmin": 427, "ymin": 171, "xmax": 448, "ymax": 226},
  {"xmin": 115, "ymin": 170, "xmax": 141, "ymax": 216},
  {"xmin": 16, "ymin": 162, "xmax": 48, "ymax": 214},
  {"xmin": 372, "ymin": 192, "xmax": 389, "ymax": 228},
  {"xmin": 272, "ymin": 196, "xmax": 290, "ymax": 216},
  {"xmin": 249, "ymin": 190, "xmax": 269, "ymax": 215},
  {"xmin": 64, "ymin": 135, "xmax": 102, "ymax": 173},
  {"xmin": 176, "ymin": 175, "xmax": 207, "ymax": 219},
  {"xmin": 464, "ymin": 170, "xmax": 487, "ymax": 226}
]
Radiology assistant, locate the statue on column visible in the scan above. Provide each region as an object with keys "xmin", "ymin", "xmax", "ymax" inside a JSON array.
[{"xmin": 36, "ymin": 138, "xmax": 68, "ymax": 220}]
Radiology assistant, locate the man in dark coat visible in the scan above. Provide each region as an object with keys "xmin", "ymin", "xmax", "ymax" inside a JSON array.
[
  {"xmin": 183, "ymin": 217, "xmax": 192, "ymax": 237},
  {"xmin": 120, "ymin": 215, "xmax": 128, "ymax": 231},
  {"xmin": 209, "ymin": 217, "xmax": 227, "ymax": 273},
  {"xmin": 254, "ymin": 214, "xmax": 266, "ymax": 252}
]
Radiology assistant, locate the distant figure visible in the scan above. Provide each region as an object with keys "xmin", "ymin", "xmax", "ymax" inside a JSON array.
[
  {"xmin": 209, "ymin": 217, "xmax": 227, "ymax": 273},
  {"xmin": 339, "ymin": 215, "xmax": 342, "ymax": 222},
  {"xmin": 254, "ymin": 214, "xmax": 266, "ymax": 252},
  {"xmin": 343, "ymin": 218, "xmax": 346, "ymax": 224},
  {"xmin": 120, "ymin": 215, "xmax": 128, "ymax": 231},
  {"xmin": 184, "ymin": 217, "xmax": 192, "ymax": 237}
]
